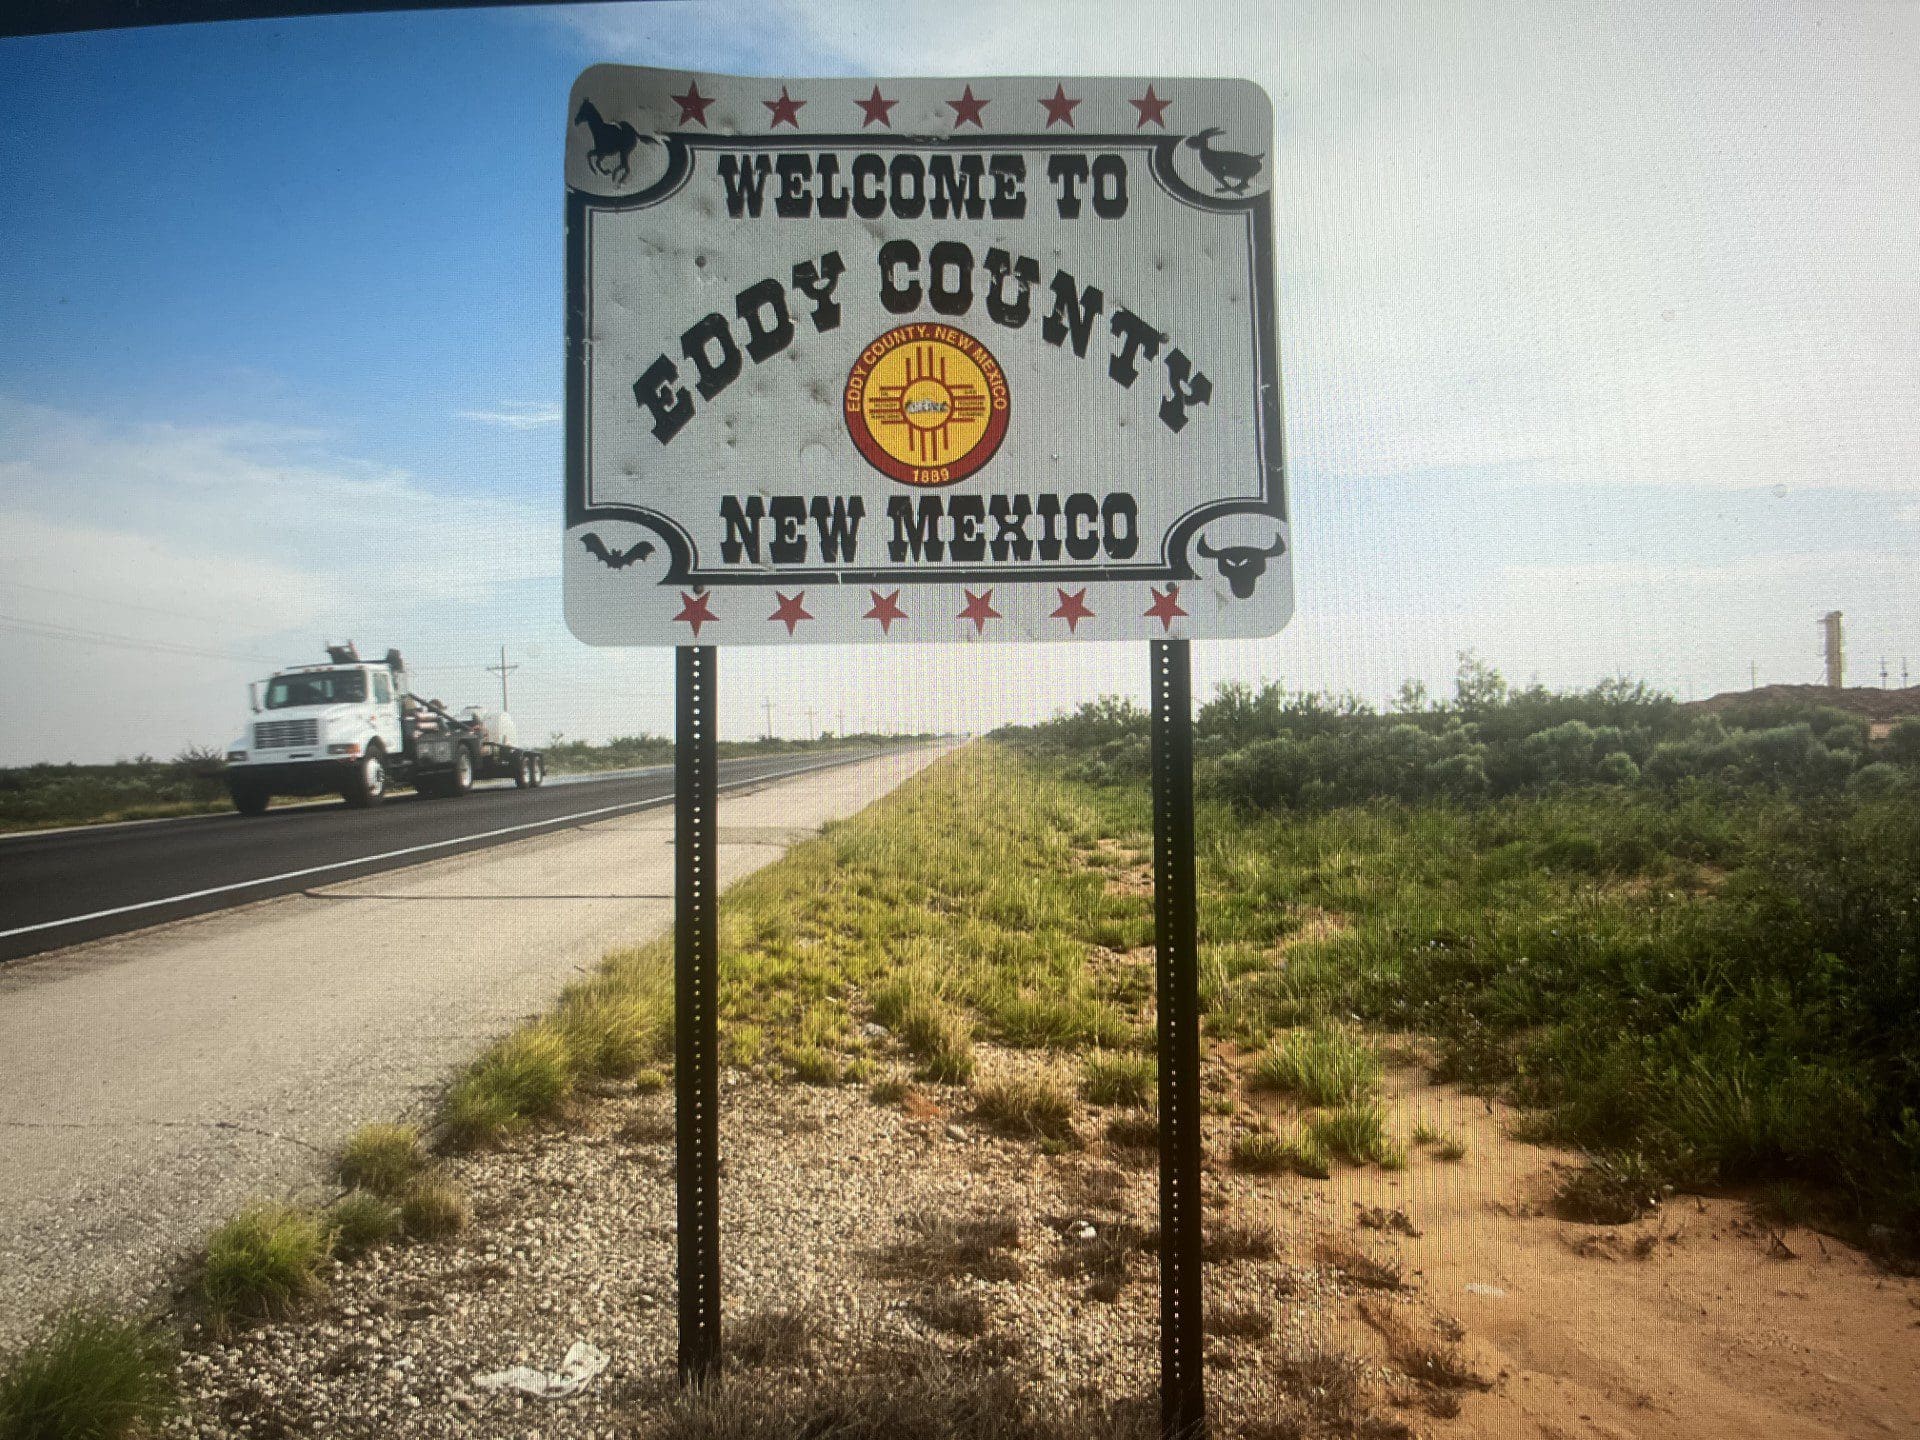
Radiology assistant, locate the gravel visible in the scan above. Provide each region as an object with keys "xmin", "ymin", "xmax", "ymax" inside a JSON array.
[{"xmin": 165, "ymin": 1049, "xmax": 1402, "ymax": 1438}]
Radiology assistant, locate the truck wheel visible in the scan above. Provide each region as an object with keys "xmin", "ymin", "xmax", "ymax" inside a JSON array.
[
  {"xmin": 343, "ymin": 749, "xmax": 388, "ymax": 809},
  {"xmin": 229, "ymin": 783, "xmax": 270, "ymax": 817},
  {"xmin": 533, "ymin": 755, "xmax": 546, "ymax": 787},
  {"xmin": 447, "ymin": 746, "xmax": 475, "ymax": 797},
  {"xmin": 514, "ymin": 754, "xmax": 533, "ymax": 789}
]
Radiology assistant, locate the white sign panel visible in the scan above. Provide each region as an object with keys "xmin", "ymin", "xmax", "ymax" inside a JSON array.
[{"xmin": 565, "ymin": 67, "xmax": 1289, "ymax": 646}]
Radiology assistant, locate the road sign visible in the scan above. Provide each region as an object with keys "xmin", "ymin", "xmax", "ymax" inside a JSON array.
[{"xmin": 565, "ymin": 67, "xmax": 1288, "ymax": 646}]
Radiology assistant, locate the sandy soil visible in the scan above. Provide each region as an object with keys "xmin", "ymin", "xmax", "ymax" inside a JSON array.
[{"xmin": 1292, "ymin": 1064, "xmax": 1920, "ymax": 1440}]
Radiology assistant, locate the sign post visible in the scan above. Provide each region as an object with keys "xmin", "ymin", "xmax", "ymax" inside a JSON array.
[{"xmin": 564, "ymin": 66, "xmax": 1291, "ymax": 1434}]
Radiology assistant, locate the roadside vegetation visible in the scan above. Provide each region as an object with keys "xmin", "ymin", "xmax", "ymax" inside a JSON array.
[
  {"xmin": 543, "ymin": 728, "xmax": 939, "ymax": 775},
  {"xmin": 1006, "ymin": 656, "xmax": 1920, "ymax": 1247},
  {"xmin": 0, "ymin": 749, "xmax": 228, "ymax": 832},
  {"xmin": 0, "ymin": 1310, "xmax": 177, "ymax": 1440}
]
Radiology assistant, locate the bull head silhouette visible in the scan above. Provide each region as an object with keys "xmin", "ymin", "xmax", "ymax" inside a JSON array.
[{"xmin": 1195, "ymin": 532, "xmax": 1287, "ymax": 599}]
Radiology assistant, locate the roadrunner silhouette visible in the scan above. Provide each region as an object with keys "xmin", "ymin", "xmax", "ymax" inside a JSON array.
[{"xmin": 1185, "ymin": 127, "xmax": 1264, "ymax": 194}]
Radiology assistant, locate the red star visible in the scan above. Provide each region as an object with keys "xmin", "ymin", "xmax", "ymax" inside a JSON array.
[
  {"xmin": 762, "ymin": 86, "xmax": 805, "ymax": 129},
  {"xmin": 854, "ymin": 85, "xmax": 898, "ymax": 127},
  {"xmin": 864, "ymin": 589, "xmax": 907, "ymax": 634},
  {"xmin": 1038, "ymin": 84, "xmax": 1081, "ymax": 128},
  {"xmin": 673, "ymin": 590, "xmax": 718, "ymax": 637},
  {"xmin": 945, "ymin": 84, "xmax": 989, "ymax": 128},
  {"xmin": 1143, "ymin": 584, "xmax": 1187, "ymax": 631},
  {"xmin": 957, "ymin": 588, "xmax": 1002, "ymax": 632},
  {"xmin": 671, "ymin": 80, "xmax": 714, "ymax": 127},
  {"xmin": 768, "ymin": 591, "xmax": 813, "ymax": 636},
  {"xmin": 1051, "ymin": 587, "xmax": 1095, "ymax": 633},
  {"xmin": 1129, "ymin": 84, "xmax": 1172, "ymax": 128}
]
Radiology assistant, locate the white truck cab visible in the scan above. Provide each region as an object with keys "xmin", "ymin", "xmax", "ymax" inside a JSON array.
[{"xmin": 223, "ymin": 643, "xmax": 542, "ymax": 815}]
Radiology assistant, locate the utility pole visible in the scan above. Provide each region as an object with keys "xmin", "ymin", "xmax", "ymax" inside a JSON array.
[
  {"xmin": 486, "ymin": 644, "xmax": 519, "ymax": 711},
  {"xmin": 804, "ymin": 707, "xmax": 817, "ymax": 742},
  {"xmin": 762, "ymin": 698, "xmax": 774, "ymax": 740},
  {"xmin": 1882, "ymin": 658, "xmax": 1891, "ymax": 689},
  {"xmin": 1904, "ymin": 657, "xmax": 1910, "ymax": 688},
  {"xmin": 1821, "ymin": 611, "xmax": 1844, "ymax": 688},
  {"xmin": 837, "ymin": 707, "xmax": 846, "ymax": 738}
]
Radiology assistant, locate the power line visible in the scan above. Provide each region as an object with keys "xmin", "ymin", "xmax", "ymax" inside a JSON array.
[
  {"xmin": 486, "ymin": 644, "xmax": 519, "ymax": 711},
  {"xmin": 0, "ymin": 613, "xmax": 282, "ymax": 667}
]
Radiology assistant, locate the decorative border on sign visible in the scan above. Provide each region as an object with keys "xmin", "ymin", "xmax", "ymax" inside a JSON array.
[{"xmin": 564, "ymin": 130, "xmax": 1287, "ymax": 588}]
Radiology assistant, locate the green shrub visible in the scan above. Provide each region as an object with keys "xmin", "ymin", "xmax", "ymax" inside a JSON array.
[
  {"xmin": 200, "ymin": 1204, "xmax": 331, "ymax": 1330},
  {"xmin": 784, "ymin": 1045, "xmax": 843, "ymax": 1085},
  {"xmin": 1230, "ymin": 1129, "xmax": 1329, "ymax": 1178},
  {"xmin": 0, "ymin": 1309, "xmax": 177, "ymax": 1440}
]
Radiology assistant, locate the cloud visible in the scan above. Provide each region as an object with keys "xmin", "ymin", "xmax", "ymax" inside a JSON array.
[
  {"xmin": 0, "ymin": 397, "xmax": 558, "ymax": 762},
  {"xmin": 460, "ymin": 403, "xmax": 562, "ymax": 431}
]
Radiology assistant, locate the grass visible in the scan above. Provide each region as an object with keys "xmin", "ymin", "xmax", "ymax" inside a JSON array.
[
  {"xmin": 1313, "ymin": 1237, "xmax": 1405, "ymax": 1292},
  {"xmin": 1553, "ymin": 1152, "xmax": 1663, "ymax": 1224},
  {"xmin": 334, "ymin": 1122, "xmax": 425, "ymax": 1196},
  {"xmin": 1256, "ymin": 1339, "xmax": 1412, "ymax": 1440},
  {"xmin": 1231, "ymin": 1128, "xmax": 1330, "ymax": 1179},
  {"xmin": 199, "ymin": 1204, "xmax": 331, "ymax": 1331},
  {"xmin": 1308, "ymin": 1103, "xmax": 1406, "ymax": 1169},
  {"xmin": 1357, "ymin": 1298, "xmax": 1489, "ymax": 1393},
  {"xmin": 975, "ymin": 1074, "xmax": 1078, "ymax": 1142},
  {"xmin": 1052, "ymin": 1220, "xmax": 1152, "ymax": 1302},
  {"xmin": 728, "ymin": 1309, "xmax": 816, "ymax": 1371},
  {"xmin": 638, "ymin": 1341, "xmax": 1157, "ymax": 1440},
  {"xmin": 1103, "ymin": 1110, "xmax": 1159, "ymax": 1156},
  {"xmin": 440, "ymin": 1024, "xmax": 579, "ymax": 1149},
  {"xmin": 875, "ymin": 1212, "xmax": 1025, "ymax": 1284},
  {"xmin": 1204, "ymin": 1219, "xmax": 1279, "ymax": 1263},
  {"xmin": 0, "ymin": 1309, "xmax": 177, "ymax": 1440},
  {"xmin": 400, "ymin": 1177, "xmax": 471, "ymax": 1239},
  {"xmin": 910, "ymin": 1290, "xmax": 991, "ymax": 1338},
  {"xmin": 868, "ymin": 1073, "xmax": 912, "ymax": 1106},
  {"xmin": 1080, "ymin": 1051, "xmax": 1155, "ymax": 1107},
  {"xmin": 1250, "ymin": 1027, "xmax": 1382, "ymax": 1106},
  {"xmin": 1204, "ymin": 1304, "xmax": 1274, "ymax": 1340},
  {"xmin": 326, "ymin": 1191, "xmax": 402, "ymax": 1258}
]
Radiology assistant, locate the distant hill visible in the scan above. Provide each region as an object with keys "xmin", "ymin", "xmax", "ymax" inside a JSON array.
[{"xmin": 1684, "ymin": 683, "xmax": 1920, "ymax": 736}]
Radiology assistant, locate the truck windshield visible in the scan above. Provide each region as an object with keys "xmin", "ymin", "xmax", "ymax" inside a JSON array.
[{"xmin": 264, "ymin": 670, "xmax": 366, "ymax": 708}]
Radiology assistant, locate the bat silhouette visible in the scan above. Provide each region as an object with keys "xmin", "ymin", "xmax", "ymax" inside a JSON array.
[{"xmin": 581, "ymin": 532, "xmax": 656, "ymax": 569}]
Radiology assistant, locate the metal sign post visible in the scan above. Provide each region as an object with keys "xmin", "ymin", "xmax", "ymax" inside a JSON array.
[
  {"xmin": 1152, "ymin": 638, "xmax": 1203, "ymax": 1436},
  {"xmin": 564, "ymin": 67, "xmax": 1291, "ymax": 1430},
  {"xmin": 674, "ymin": 645, "xmax": 721, "ymax": 1385}
]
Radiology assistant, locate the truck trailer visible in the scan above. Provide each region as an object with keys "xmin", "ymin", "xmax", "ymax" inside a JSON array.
[{"xmin": 222, "ymin": 643, "xmax": 544, "ymax": 814}]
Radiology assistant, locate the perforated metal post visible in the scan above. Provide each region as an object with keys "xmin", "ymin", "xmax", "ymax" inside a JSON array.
[
  {"xmin": 675, "ymin": 644, "xmax": 721, "ymax": 1386},
  {"xmin": 1152, "ymin": 638, "xmax": 1205, "ymax": 1439}
]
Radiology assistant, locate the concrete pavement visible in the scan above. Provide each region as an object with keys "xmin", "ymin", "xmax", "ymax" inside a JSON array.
[{"xmin": 0, "ymin": 744, "xmax": 954, "ymax": 1344}]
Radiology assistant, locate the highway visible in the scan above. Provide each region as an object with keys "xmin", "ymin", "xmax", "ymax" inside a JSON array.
[{"xmin": 0, "ymin": 749, "xmax": 888, "ymax": 963}]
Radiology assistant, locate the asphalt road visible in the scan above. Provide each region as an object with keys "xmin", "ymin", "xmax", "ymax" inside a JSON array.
[{"xmin": 0, "ymin": 749, "xmax": 887, "ymax": 963}]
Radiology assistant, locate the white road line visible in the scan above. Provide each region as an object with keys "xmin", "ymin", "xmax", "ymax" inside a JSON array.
[{"xmin": 0, "ymin": 752, "xmax": 874, "ymax": 942}]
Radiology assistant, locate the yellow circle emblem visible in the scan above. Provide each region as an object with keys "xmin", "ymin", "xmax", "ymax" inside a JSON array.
[{"xmin": 845, "ymin": 325, "xmax": 1010, "ymax": 487}]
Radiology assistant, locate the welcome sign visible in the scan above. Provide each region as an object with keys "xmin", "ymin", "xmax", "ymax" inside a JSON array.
[{"xmin": 564, "ymin": 67, "xmax": 1288, "ymax": 646}]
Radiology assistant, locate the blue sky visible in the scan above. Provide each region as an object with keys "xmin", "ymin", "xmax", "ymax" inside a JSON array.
[{"xmin": 3, "ymin": 1, "xmax": 1917, "ymax": 761}]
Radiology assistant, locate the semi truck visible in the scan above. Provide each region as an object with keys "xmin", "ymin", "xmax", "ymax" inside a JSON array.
[{"xmin": 222, "ymin": 643, "xmax": 545, "ymax": 814}]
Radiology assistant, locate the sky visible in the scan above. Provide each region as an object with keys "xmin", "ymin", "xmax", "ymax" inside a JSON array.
[{"xmin": 2, "ymin": 0, "xmax": 1917, "ymax": 762}]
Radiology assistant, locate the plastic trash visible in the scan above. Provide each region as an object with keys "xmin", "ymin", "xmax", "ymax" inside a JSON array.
[{"xmin": 473, "ymin": 1341, "xmax": 609, "ymax": 1398}]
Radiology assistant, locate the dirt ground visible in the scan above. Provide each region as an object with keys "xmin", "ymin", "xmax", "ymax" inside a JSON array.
[{"xmin": 1299, "ymin": 1064, "xmax": 1920, "ymax": 1440}]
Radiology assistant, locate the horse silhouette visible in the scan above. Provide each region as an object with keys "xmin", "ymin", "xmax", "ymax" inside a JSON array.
[
  {"xmin": 1186, "ymin": 127, "xmax": 1265, "ymax": 194},
  {"xmin": 574, "ymin": 99, "xmax": 653, "ymax": 186}
]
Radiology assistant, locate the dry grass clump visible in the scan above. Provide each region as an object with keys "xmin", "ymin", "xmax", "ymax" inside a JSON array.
[
  {"xmin": 1204, "ymin": 1219, "xmax": 1279, "ymax": 1263},
  {"xmin": 1307, "ymin": 1103, "xmax": 1405, "ymax": 1169},
  {"xmin": 1312, "ymin": 1237, "xmax": 1405, "ymax": 1292},
  {"xmin": 910, "ymin": 1290, "xmax": 991, "ymax": 1338},
  {"xmin": 1245, "ymin": 1338, "xmax": 1413, "ymax": 1440},
  {"xmin": 872, "ymin": 974, "xmax": 978, "ymax": 1085},
  {"xmin": 728, "ymin": 1309, "xmax": 816, "ymax": 1371},
  {"xmin": 1357, "ymin": 1298, "xmax": 1490, "ymax": 1393},
  {"xmin": 333, "ymin": 1123, "xmax": 425, "ymax": 1197},
  {"xmin": 639, "ymin": 1343, "xmax": 1158, "ymax": 1440},
  {"xmin": 1205, "ymin": 1304, "xmax": 1275, "ymax": 1340},
  {"xmin": 875, "ymin": 1211, "xmax": 1025, "ymax": 1284},
  {"xmin": 1103, "ymin": 1109, "xmax": 1159, "ymax": 1160},
  {"xmin": 975, "ymin": 1074, "xmax": 1078, "ymax": 1142},
  {"xmin": 399, "ymin": 1177, "xmax": 470, "ymax": 1239}
]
